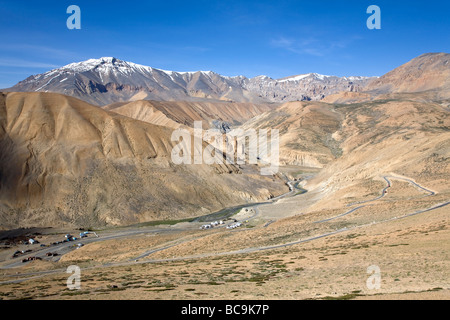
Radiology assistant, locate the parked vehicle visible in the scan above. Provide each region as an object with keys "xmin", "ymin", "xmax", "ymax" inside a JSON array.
[
  {"xmin": 21, "ymin": 256, "xmax": 42, "ymax": 263},
  {"xmin": 46, "ymin": 252, "xmax": 59, "ymax": 257}
]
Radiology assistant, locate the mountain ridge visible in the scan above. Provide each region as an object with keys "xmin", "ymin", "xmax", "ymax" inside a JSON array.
[{"xmin": 4, "ymin": 57, "xmax": 376, "ymax": 106}]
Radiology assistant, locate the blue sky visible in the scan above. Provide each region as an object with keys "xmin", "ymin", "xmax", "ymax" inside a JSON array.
[{"xmin": 0, "ymin": 0, "xmax": 449, "ymax": 88}]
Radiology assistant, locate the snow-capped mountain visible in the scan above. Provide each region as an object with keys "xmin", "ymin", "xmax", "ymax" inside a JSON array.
[{"xmin": 5, "ymin": 57, "xmax": 376, "ymax": 105}]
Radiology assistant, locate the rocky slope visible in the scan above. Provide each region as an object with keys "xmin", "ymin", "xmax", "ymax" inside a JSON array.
[
  {"xmin": 239, "ymin": 101, "xmax": 342, "ymax": 168},
  {"xmin": 234, "ymin": 73, "xmax": 373, "ymax": 102}
]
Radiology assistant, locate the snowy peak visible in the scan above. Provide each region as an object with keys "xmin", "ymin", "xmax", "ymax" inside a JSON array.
[
  {"xmin": 61, "ymin": 57, "xmax": 153, "ymax": 75},
  {"xmin": 253, "ymin": 75, "xmax": 273, "ymax": 80},
  {"xmin": 278, "ymin": 73, "xmax": 325, "ymax": 82},
  {"xmin": 277, "ymin": 73, "xmax": 376, "ymax": 83}
]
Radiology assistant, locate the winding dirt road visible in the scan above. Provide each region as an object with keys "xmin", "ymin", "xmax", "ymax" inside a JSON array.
[{"xmin": 1, "ymin": 175, "xmax": 448, "ymax": 285}]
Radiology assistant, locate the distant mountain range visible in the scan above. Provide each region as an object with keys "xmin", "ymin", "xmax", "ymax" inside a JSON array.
[{"xmin": 4, "ymin": 57, "xmax": 376, "ymax": 106}]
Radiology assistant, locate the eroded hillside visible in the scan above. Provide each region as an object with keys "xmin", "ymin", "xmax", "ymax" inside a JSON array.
[{"xmin": 0, "ymin": 92, "xmax": 287, "ymax": 229}]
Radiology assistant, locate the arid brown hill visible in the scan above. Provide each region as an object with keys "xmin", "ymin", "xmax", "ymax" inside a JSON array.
[
  {"xmin": 104, "ymin": 100, "xmax": 277, "ymax": 129},
  {"xmin": 0, "ymin": 92, "xmax": 286, "ymax": 229},
  {"xmin": 366, "ymin": 53, "xmax": 450, "ymax": 95},
  {"xmin": 324, "ymin": 52, "xmax": 450, "ymax": 103},
  {"xmin": 237, "ymin": 94, "xmax": 449, "ymax": 205}
]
